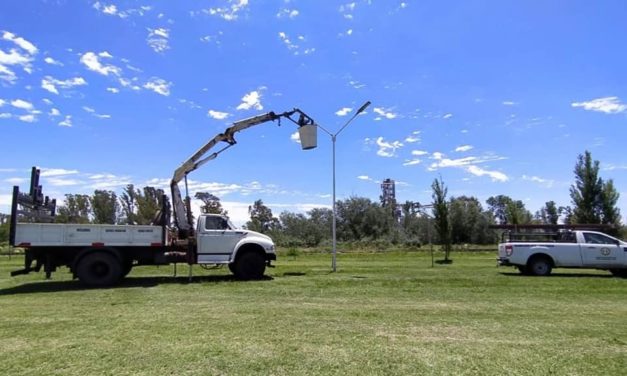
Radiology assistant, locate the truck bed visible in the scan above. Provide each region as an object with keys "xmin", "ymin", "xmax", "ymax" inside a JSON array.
[{"xmin": 14, "ymin": 223, "xmax": 164, "ymax": 247}]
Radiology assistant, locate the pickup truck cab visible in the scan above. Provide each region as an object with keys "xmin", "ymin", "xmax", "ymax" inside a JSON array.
[{"xmin": 498, "ymin": 230, "xmax": 627, "ymax": 277}]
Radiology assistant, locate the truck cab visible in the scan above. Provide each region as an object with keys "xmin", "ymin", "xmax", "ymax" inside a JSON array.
[{"xmin": 195, "ymin": 214, "xmax": 276, "ymax": 279}]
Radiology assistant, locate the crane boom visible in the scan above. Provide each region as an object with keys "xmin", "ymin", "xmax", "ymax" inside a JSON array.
[{"xmin": 170, "ymin": 108, "xmax": 315, "ymax": 238}]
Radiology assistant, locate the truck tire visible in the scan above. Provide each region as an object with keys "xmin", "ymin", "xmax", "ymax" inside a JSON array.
[
  {"xmin": 76, "ymin": 252, "xmax": 123, "ymax": 287},
  {"xmin": 121, "ymin": 258, "xmax": 133, "ymax": 278},
  {"xmin": 233, "ymin": 252, "xmax": 265, "ymax": 280},
  {"xmin": 528, "ymin": 256, "xmax": 552, "ymax": 276}
]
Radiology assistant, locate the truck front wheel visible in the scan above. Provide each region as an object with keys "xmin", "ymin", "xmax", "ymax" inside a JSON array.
[
  {"xmin": 76, "ymin": 252, "xmax": 122, "ymax": 287},
  {"xmin": 528, "ymin": 256, "xmax": 552, "ymax": 276},
  {"xmin": 233, "ymin": 252, "xmax": 266, "ymax": 280}
]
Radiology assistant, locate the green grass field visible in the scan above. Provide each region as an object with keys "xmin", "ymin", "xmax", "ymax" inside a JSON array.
[{"xmin": 0, "ymin": 250, "xmax": 625, "ymax": 375}]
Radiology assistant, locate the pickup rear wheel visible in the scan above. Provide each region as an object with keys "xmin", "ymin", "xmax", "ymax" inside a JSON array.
[
  {"xmin": 610, "ymin": 269, "xmax": 627, "ymax": 278},
  {"xmin": 76, "ymin": 252, "xmax": 122, "ymax": 287},
  {"xmin": 233, "ymin": 252, "xmax": 265, "ymax": 280},
  {"xmin": 528, "ymin": 256, "xmax": 552, "ymax": 276}
]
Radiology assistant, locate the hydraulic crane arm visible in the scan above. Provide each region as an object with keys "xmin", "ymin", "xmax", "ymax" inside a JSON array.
[{"xmin": 170, "ymin": 108, "xmax": 315, "ymax": 238}]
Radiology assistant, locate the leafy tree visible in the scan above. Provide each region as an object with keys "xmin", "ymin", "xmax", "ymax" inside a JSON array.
[
  {"xmin": 336, "ymin": 197, "xmax": 393, "ymax": 241},
  {"xmin": 195, "ymin": 192, "xmax": 228, "ymax": 215},
  {"xmin": 56, "ymin": 194, "xmax": 91, "ymax": 223},
  {"xmin": 135, "ymin": 187, "xmax": 167, "ymax": 225},
  {"xmin": 570, "ymin": 151, "xmax": 603, "ymax": 224},
  {"xmin": 431, "ymin": 177, "xmax": 452, "ymax": 261},
  {"xmin": 570, "ymin": 150, "xmax": 621, "ymax": 229},
  {"xmin": 90, "ymin": 190, "xmax": 119, "ymax": 224},
  {"xmin": 0, "ymin": 215, "xmax": 10, "ymax": 243},
  {"xmin": 486, "ymin": 195, "xmax": 531, "ymax": 225},
  {"xmin": 246, "ymin": 199, "xmax": 280, "ymax": 233},
  {"xmin": 120, "ymin": 184, "xmax": 137, "ymax": 224},
  {"xmin": 600, "ymin": 179, "xmax": 621, "ymax": 227},
  {"xmin": 535, "ymin": 201, "xmax": 560, "ymax": 225}
]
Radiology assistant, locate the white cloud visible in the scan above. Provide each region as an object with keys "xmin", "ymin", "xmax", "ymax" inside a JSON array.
[
  {"xmin": 0, "ymin": 113, "xmax": 11, "ymax": 119},
  {"xmin": 106, "ymin": 87, "xmax": 119, "ymax": 93},
  {"xmin": 339, "ymin": 2, "xmax": 357, "ymax": 19},
  {"xmin": 402, "ymin": 159, "xmax": 421, "ymax": 166},
  {"xmin": 208, "ymin": 110, "xmax": 230, "ymax": 120},
  {"xmin": 143, "ymin": 78, "xmax": 171, "ymax": 96},
  {"xmin": 236, "ymin": 90, "xmax": 263, "ymax": 110},
  {"xmin": 335, "ymin": 107, "xmax": 352, "ymax": 116},
  {"xmin": 373, "ymin": 107, "xmax": 397, "ymax": 120},
  {"xmin": 290, "ymin": 131, "xmax": 300, "ymax": 144},
  {"xmin": 0, "ymin": 32, "xmax": 37, "ymax": 83},
  {"xmin": 58, "ymin": 115, "xmax": 72, "ymax": 127},
  {"xmin": 502, "ymin": 101, "xmax": 517, "ymax": 106},
  {"xmin": 41, "ymin": 76, "xmax": 87, "ymax": 95},
  {"xmin": 349, "ymin": 80, "xmax": 366, "ymax": 89},
  {"xmin": 443, "ymin": 113, "xmax": 453, "ymax": 119},
  {"xmin": 0, "ymin": 99, "xmax": 5, "ymax": 107},
  {"xmin": 0, "ymin": 64, "xmax": 16, "ymax": 83},
  {"xmin": 455, "ymin": 145, "xmax": 473, "ymax": 152},
  {"xmin": 49, "ymin": 108, "xmax": 60, "ymax": 117},
  {"xmin": 206, "ymin": 0, "xmax": 250, "ymax": 21},
  {"xmin": 102, "ymin": 4, "xmax": 118, "ymax": 15},
  {"xmin": 357, "ymin": 175, "xmax": 371, "ymax": 181},
  {"xmin": 44, "ymin": 57, "xmax": 63, "ymax": 66},
  {"xmin": 405, "ymin": 131, "xmax": 421, "ymax": 143},
  {"xmin": 277, "ymin": 9, "xmax": 299, "ymax": 18},
  {"xmin": 376, "ymin": 137, "xmax": 403, "ymax": 157},
  {"xmin": 83, "ymin": 106, "xmax": 95, "ymax": 113},
  {"xmin": 411, "ymin": 150, "xmax": 428, "ymax": 156},
  {"xmin": 467, "ymin": 165, "xmax": 508, "ymax": 182},
  {"xmin": 18, "ymin": 114, "xmax": 36, "ymax": 123},
  {"xmin": 522, "ymin": 175, "xmax": 554, "ymax": 188},
  {"xmin": 80, "ymin": 52, "xmax": 121, "ymax": 76},
  {"xmin": 278, "ymin": 31, "xmax": 314, "ymax": 55},
  {"xmin": 147, "ymin": 28, "xmax": 170, "ymax": 53},
  {"xmin": 571, "ymin": 96, "xmax": 627, "ymax": 114},
  {"xmin": 40, "ymin": 168, "xmax": 79, "ymax": 177},
  {"xmin": 11, "ymin": 99, "xmax": 33, "ymax": 110},
  {"xmin": 2, "ymin": 31, "xmax": 37, "ymax": 55},
  {"xmin": 47, "ymin": 177, "xmax": 83, "ymax": 186}
]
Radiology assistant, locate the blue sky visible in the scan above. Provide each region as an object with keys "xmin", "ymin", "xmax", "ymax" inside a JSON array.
[{"xmin": 1, "ymin": 1, "xmax": 627, "ymax": 225}]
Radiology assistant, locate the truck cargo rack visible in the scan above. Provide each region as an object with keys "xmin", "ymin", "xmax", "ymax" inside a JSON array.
[{"xmin": 489, "ymin": 224, "xmax": 615, "ymax": 243}]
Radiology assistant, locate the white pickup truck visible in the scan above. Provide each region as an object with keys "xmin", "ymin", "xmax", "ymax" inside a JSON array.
[{"xmin": 497, "ymin": 230, "xmax": 627, "ymax": 277}]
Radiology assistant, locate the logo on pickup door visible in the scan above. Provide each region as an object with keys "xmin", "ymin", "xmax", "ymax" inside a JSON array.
[{"xmin": 600, "ymin": 247, "xmax": 611, "ymax": 256}]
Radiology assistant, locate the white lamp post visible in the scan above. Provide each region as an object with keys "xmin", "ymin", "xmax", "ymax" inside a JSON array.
[{"xmin": 316, "ymin": 101, "xmax": 371, "ymax": 272}]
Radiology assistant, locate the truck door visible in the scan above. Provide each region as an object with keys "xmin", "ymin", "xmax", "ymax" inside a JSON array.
[
  {"xmin": 580, "ymin": 232, "xmax": 625, "ymax": 267},
  {"xmin": 197, "ymin": 216, "xmax": 244, "ymax": 263}
]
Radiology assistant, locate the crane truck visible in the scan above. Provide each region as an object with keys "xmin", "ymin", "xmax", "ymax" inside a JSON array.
[{"xmin": 8, "ymin": 108, "xmax": 317, "ymax": 286}]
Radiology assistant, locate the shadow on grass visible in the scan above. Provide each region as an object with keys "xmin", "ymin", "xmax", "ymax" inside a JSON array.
[
  {"xmin": 281, "ymin": 272, "xmax": 306, "ymax": 277},
  {"xmin": 499, "ymin": 272, "xmax": 615, "ymax": 279},
  {"xmin": 0, "ymin": 274, "xmax": 273, "ymax": 296}
]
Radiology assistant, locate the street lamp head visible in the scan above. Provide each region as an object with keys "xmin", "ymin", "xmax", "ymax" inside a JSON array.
[{"xmin": 356, "ymin": 100, "xmax": 371, "ymax": 115}]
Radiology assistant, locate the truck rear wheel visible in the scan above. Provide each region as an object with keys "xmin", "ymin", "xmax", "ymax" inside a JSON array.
[
  {"xmin": 76, "ymin": 252, "xmax": 122, "ymax": 287},
  {"xmin": 528, "ymin": 256, "xmax": 552, "ymax": 276},
  {"xmin": 233, "ymin": 252, "xmax": 265, "ymax": 280}
]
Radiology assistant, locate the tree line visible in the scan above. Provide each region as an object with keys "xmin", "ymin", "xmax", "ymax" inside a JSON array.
[{"xmin": 1, "ymin": 150, "xmax": 621, "ymax": 247}]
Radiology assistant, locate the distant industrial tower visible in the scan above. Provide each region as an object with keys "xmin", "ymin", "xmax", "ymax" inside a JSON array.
[
  {"xmin": 380, "ymin": 178, "xmax": 396, "ymax": 207},
  {"xmin": 380, "ymin": 178, "xmax": 401, "ymax": 223}
]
